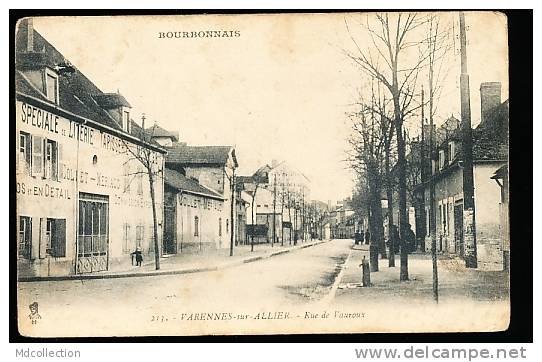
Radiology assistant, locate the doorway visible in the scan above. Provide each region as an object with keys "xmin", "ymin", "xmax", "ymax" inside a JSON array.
[
  {"xmin": 77, "ymin": 193, "xmax": 109, "ymax": 273},
  {"xmin": 454, "ymin": 203, "xmax": 464, "ymax": 257}
]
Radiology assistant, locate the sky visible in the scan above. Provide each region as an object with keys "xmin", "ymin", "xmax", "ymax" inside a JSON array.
[{"xmin": 31, "ymin": 12, "xmax": 508, "ymax": 203}]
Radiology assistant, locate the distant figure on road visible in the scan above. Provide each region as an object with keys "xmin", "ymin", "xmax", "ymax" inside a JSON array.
[
  {"xmin": 359, "ymin": 230, "xmax": 365, "ymax": 245},
  {"xmin": 131, "ymin": 246, "xmax": 143, "ymax": 267},
  {"xmin": 364, "ymin": 229, "xmax": 371, "ymax": 245},
  {"xmin": 401, "ymin": 224, "xmax": 416, "ymax": 253},
  {"xmin": 388, "ymin": 225, "xmax": 400, "ymax": 254}
]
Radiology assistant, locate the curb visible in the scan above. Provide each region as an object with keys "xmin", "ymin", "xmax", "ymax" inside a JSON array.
[{"xmin": 18, "ymin": 240, "xmax": 328, "ymax": 282}]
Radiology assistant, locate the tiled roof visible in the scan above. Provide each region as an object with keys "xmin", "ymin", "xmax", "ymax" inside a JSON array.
[
  {"xmin": 472, "ymin": 100, "xmax": 509, "ymax": 160},
  {"xmin": 166, "ymin": 143, "xmax": 237, "ymax": 167},
  {"xmin": 15, "ymin": 21, "xmax": 124, "ymax": 132},
  {"xmin": 164, "ymin": 168, "xmax": 224, "ymax": 200},
  {"xmin": 146, "ymin": 124, "xmax": 179, "ymax": 141}
]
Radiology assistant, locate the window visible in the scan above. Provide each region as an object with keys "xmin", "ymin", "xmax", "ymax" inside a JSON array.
[
  {"xmin": 226, "ymin": 219, "xmax": 229, "ymax": 234},
  {"xmin": 32, "ymin": 135, "xmax": 43, "ymax": 177},
  {"xmin": 448, "ymin": 141, "xmax": 455, "ymax": 161},
  {"xmin": 136, "ymin": 224, "xmax": 144, "ymax": 248},
  {"xmin": 137, "ymin": 171, "xmax": 143, "ymax": 195},
  {"xmin": 78, "ymin": 194, "xmax": 109, "ymax": 258},
  {"xmin": 44, "ymin": 218, "xmax": 66, "ymax": 257},
  {"xmin": 19, "ymin": 216, "xmax": 32, "ymax": 259},
  {"xmin": 122, "ymin": 223, "xmax": 131, "ymax": 253},
  {"xmin": 218, "ymin": 218, "xmax": 222, "ymax": 237},
  {"xmin": 45, "ymin": 70, "xmax": 59, "ymax": 104},
  {"xmin": 438, "ymin": 150, "xmax": 445, "ymax": 170},
  {"xmin": 19, "ymin": 132, "xmax": 31, "ymax": 173},
  {"xmin": 44, "ymin": 139, "xmax": 59, "ymax": 180},
  {"xmin": 123, "ymin": 110, "xmax": 130, "ymax": 132},
  {"xmin": 194, "ymin": 216, "xmax": 199, "ymax": 237},
  {"xmin": 123, "ymin": 163, "xmax": 131, "ymax": 193}
]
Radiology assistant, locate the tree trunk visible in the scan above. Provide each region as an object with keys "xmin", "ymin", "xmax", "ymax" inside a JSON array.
[
  {"xmin": 149, "ymin": 173, "xmax": 160, "ymax": 270},
  {"xmin": 251, "ymin": 193, "xmax": 255, "ymax": 252},
  {"xmin": 385, "ymin": 148, "xmax": 395, "ymax": 267},
  {"xmin": 230, "ymin": 171, "xmax": 235, "ymax": 256},
  {"xmin": 393, "ymin": 92, "xmax": 409, "ymax": 282}
]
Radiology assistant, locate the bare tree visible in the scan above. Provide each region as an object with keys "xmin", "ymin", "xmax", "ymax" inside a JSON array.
[
  {"xmin": 347, "ymin": 83, "xmax": 391, "ymax": 270},
  {"xmin": 122, "ymin": 116, "xmax": 164, "ymax": 270},
  {"xmin": 345, "ymin": 12, "xmax": 431, "ymax": 281}
]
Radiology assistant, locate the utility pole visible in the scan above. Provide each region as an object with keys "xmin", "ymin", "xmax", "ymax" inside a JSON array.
[
  {"xmin": 429, "ymin": 98, "xmax": 438, "ymax": 303},
  {"xmin": 459, "ymin": 12, "xmax": 477, "ymax": 268},
  {"xmin": 428, "ymin": 27, "xmax": 439, "ymax": 303},
  {"xmin": 420, "ymin": 86, "xmax": 426, "ymax": 252},
  {"xmin": 230, "ymin": 167, "xmax": 235, "ymax": 257},
  {"xmin": 302, "ymin": 188, "xmax": 305, "ymax": 242},
  {"xmin": 272, "ymin": 174, "xmax": 276, "ymax": 247}
]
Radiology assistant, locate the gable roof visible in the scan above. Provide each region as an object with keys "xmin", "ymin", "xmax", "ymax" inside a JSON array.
[
  {"xmin": 16, "ymin": 22, "xmax": 122, "ymax": 131},
  {"xmin": 164, "ymin": 168, "xmax": 224, "ymax": 200},
  {"xmin": 146, "ymin": 124, "xmax": 179, "ymax": 141},
  {"xmin": 166, "ymin": 143, "xmax": 238, "ymax": 167}
]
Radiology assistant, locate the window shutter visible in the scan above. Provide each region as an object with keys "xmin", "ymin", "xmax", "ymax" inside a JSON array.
[
  {"xmin": 39, "ymin": 217, "xmax": 47, "ymax": 259},
  {"xmin": 53, "ymin": 219, "xmax": 66, "ymax": 257},
  {"xmin": 56, "ymin": 143, "xmax": 62, "ymax": 181},
  {"xmin": 32, "ymin": 135, "xmax": 43, "ymax": 177}
]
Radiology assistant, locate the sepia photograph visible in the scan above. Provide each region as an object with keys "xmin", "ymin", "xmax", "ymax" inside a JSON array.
[{"xmin": 14, "ymin": 11, "xmax": 511, "ymax": 338}]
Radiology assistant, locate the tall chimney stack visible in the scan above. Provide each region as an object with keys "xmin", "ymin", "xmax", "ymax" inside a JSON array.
[
  {"xmin": 26, "ymin": 18, "xmax": 34, "ymax": 52},
  {"xmin": 480, "ymin": 82, "xmax": 501, "ymax": 124}
]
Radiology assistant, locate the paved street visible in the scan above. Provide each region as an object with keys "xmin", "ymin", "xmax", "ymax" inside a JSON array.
[
  {"xmin": 18, "ymin": 239, "xmax": 510, "ymax": 336},
  {"xmin": 18, "ymin": 239, "xmax": 352, "ymax": 336}
]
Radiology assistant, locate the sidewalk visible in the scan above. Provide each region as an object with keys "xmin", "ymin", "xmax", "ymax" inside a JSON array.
[
  {"xmin": 19, "ymin": 239, "xmax": 327, "ymax": 282},
  {"xmin": 335, "ymin": 244, "xmax": 509, "ymax": 304}
]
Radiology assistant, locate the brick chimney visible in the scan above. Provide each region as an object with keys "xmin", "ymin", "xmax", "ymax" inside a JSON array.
[
  {"xmin": 26, "ymin": 18, "xmax": 33, "ymax": 52},
  {"xmin": 480, "ymin": 82, "xmax": 501, "ymax": 124}
]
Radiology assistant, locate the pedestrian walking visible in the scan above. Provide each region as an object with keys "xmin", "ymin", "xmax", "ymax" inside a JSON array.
[
  {"xmin": 131, "ymin": 246, "xmax": 143, "ymax": 267},
  {"xmin": 365, "ymin": 229, "xmax": 371, "ymax": 245}
]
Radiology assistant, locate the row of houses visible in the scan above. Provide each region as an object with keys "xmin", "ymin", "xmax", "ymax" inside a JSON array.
[
  {"xmin": 389, "ymin": 81, "xmax": 509, "ymax": 271},
  {"xmin": 326, "ymin": 82, "xmax": 509, "ymax": 271},
  {"xmin": 15, "ymin": 20, "xmax": 319, "ymax": 278}
]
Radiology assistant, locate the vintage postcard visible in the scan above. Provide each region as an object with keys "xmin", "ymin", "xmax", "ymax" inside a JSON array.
[{"xmin": 15, "ymin": 12, "xmax": 509, "ymax": 337}]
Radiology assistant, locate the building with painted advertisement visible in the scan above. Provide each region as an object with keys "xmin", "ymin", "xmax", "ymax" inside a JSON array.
[
  {"xmin": 163, "ymin": 142, "xmax": 238, "ymax": 250},
  {"xmin": 163, "ymin": 168, "xmax": 226, "ymax": 253},
  {"xmin": 16, "ymin": 19, "xmax": 166, "ymax": 277}
]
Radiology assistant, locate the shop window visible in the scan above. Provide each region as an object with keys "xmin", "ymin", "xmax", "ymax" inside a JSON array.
[
  {"xmin": 78, "ymin": 195, "xmax": 109, "ymax": 258},
  {"xmin": 226, "ymin": 219, "xmax": 229, "ymax": 234},
  {"xmin": 45, "ymin": 69, "xmax": 59, "ymax": 104},
  {"xmin": 218, "ymin": 218, "xmax": 222, "ymax": 237},
  {"xmin": 18, "ymin": 216, "xmax": 32, "ymax": 259},
  {"xmin": 45, "ymin": 218, "xmax": 66, "ymax": 257},
  {"xmin": 194, "ymin": 216, "xmax": 199, "ymax": 237}
]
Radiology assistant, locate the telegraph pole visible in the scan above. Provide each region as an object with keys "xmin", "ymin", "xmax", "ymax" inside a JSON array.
[
  {"xmin": 459, "ymin": 12, "xmax": 477, "ymax": 268},
  {"xmin": 272, "ymin": 174, "xmax": 277, "ymax": 247},
  {"xmin": 420, "ymin": 86, "xmax": 426, "ymax": 252},
  {"xmin": 230, "ymin": 167, "xmax": 235, "ymax": 257}
]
